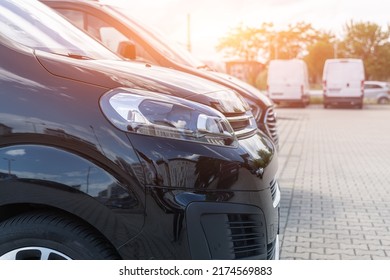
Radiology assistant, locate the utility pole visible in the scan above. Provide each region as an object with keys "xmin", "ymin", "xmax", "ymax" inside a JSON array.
[
  {"xmin": 274, "ymin": 33, "xmax": 279, "ymax": 60},
  {"xmin": 3, "ymin": 158, "xmax": 15, "ymax": 175},
  {"xmin": 187, "ymin": 13, "xmax": 191, "ymax": 52}
]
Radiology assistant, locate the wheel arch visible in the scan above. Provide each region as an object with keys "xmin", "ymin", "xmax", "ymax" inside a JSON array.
[
  {"xmin": 0, "ymin": 202, "xmax": 120, "ymax": 256},
  {"xmin": 0, "ymin": 180, "xmax": 139, "ymax": 256},
  {"xmin": 378, "ymin": 96, "xmax": 389, "ymax": 104}
]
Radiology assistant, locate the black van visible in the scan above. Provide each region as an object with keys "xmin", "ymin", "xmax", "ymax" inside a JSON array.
[
  {"xmin": 0, "ymin": 0, "xmax": 280, "ymax": 260},
  {"xmin": 41, "ymin": 0, "xmax": 279, "ymax": 148}
]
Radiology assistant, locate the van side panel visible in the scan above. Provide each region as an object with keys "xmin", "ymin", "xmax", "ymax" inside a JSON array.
[{"xmin": 267, "ymin": 59, "xmax": 309, "ymax": 104}]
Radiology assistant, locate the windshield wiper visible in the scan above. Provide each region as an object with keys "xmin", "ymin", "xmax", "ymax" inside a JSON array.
[
  {"xmin": 66, "ymin": 53, "xmax": 93, "ymax": 60},
  {"xmin": 51, "ymin": 52, "xmax": 94, "ymax": 60},
  {"xmin": 196, "ymin": 64, "xmax": 212, "ymax": 71}
]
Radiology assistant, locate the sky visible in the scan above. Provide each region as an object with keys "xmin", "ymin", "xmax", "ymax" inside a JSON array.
[{"xmin": 101, "ymin": 0, "xmax": 390, "ymax": 61}]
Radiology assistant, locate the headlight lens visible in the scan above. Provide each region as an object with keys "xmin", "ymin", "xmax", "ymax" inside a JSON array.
[{"xmin": 100, "ymin": 89, "xmax": 237, "ymax": 147}]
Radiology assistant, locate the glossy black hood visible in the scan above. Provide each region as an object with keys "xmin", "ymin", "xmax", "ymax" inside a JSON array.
[
  {"xmin": 35, "ymin": 50, "xmax": 249, "ymax": 114},
  {"xmin": 210, "ymin": 71, "xmax": 274, "ymax": 107}
]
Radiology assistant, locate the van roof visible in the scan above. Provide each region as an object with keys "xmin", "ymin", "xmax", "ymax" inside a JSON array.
[
  {"xmin": 269, "ymin": 59, "xmax": 306, "ymax": 65},
  {"xmin": 325, "ymin": 58, "xmax": 363, "ymax": 63}
]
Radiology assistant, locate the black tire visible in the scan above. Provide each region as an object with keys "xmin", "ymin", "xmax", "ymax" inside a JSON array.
[
  {"xmin": 324, "ymin": 103, "xmax": 328, "ymax": 109},
  {"xmin": 378, "ymin": 97, "xmax": 389, "ymax": 104},
  {"xmin": 0, "ymin": 211, "xmax": 120, "ymax": 260}
]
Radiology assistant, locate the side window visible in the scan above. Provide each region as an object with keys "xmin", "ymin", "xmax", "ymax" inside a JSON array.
[
  {"xmin": 85, "ymin": 14, "xmax": 157, "ymax": 64},
  {"xmin": 85, "ymin": 15, "xmax": 127, "ymax": 51},
  {"xmin": 56, "ymin": 9, "xmax": 85, "ymax": 31},
  {"xmin": 365, "ymin": 84, "xmax": 381, "ymax": 89}
]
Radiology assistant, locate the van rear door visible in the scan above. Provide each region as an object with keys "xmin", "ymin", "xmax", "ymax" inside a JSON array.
[{"xmin": 324, "ymin": 60, "xmax": 364, "ymax": 98}]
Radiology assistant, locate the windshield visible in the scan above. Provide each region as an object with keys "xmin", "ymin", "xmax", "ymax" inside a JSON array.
[
  {"xmin": 106, "ymin": 5, "xmax": 205, "ymax": 68},
  {"xmin": 0, "ymin": 0, "xmax": 119, "ymax": 60},
  {"xmin": 268, "ymin": 61, "xmax": 304, "ymax": 84}
]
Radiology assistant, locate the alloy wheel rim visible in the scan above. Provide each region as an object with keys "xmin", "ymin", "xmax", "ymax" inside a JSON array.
[{"xmin": 0, "ymin": 247, "xmax": 72, "ymax": 260}]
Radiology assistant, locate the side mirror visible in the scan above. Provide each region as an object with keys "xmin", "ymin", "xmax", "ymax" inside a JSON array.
[{"xmin": 117, "ymin": 41, "xmax": 136, "ymax": 60}]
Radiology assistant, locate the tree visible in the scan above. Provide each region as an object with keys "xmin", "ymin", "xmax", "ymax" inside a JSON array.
[
  {"xmin": 216, "ymin": 22, "xmax": 273, "ymax": 62},
  {"xmin": 270, "ymin": 22, "xmax": 319, "ymax": 60},
  {"xmin": 338, "ymin": 21, "xmax": 390, "ymax": 80},
  {"xmin": 217, "ymin": 20, "xmax": 390, "ymax": 84},
  {"xmin": 371, "ymin": 42, "xmax": 390, "ymax": 80},
  {"xmin": 304, "ymin": 32, "xmax": 335, "ymax": 84},
  {"xmin": 217, "ymin": 22, "xmax": 326, "ymax": 62},
  {"xmin": 216, "ymin": 23, "xmax": 273, "ymax": 85}
]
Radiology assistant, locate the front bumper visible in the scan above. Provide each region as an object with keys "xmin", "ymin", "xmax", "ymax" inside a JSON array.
[
  {"xmin": 324, "ymin": 95, "xmax": 363, "ymax": 105},
  {"xmin": 274, "ymin": 234, "xmax": 280, "ymax": 260},
  {"xmin": 186, "ymin": 200, "xmax": 280, "ymax": 260},
  {"xmin": 118, "ymin": 131, "xmax": 280, "ymax": 259},
  {"xmin": 270, "ymin": 94, "xmax": 310, "ymax": 103}
]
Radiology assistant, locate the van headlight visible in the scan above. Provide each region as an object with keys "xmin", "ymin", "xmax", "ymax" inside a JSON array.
[{"xmin": 100, "ymin": 89, "xmax": 237, "ymax": 147}]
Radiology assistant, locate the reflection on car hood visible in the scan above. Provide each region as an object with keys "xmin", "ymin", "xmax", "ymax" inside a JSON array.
[
  {"xmin": 35, "ymin": 50, "xmax": 248, "ymax": 114},
  {"xmin": 210, "ymin": 71, "xmax": 274, "ymax": 107}
]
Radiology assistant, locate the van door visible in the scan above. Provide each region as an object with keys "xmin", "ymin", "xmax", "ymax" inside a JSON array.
[{"xmin": 324, "ymin": 60, "xmax": 364, "ymax": 98}]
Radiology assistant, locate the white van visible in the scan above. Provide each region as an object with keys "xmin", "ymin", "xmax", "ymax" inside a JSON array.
[
  {"xmin": 322, "ymin": 58, "xmax": 365, "ymax": 109},
  {"xmin": 267, "ymin": 59, "xmax": 310, "ymax": 107}
]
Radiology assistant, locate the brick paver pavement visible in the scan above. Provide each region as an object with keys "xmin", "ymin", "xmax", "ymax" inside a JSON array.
[{"xmin": 276, "ymin": 104, "xmax": 390, "ymax": 260}]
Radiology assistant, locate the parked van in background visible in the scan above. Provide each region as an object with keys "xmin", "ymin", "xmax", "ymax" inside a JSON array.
[
  {"xmin": 41, "ymin": 0, "xmax": 279, "ymax": 149},
  {"xmin": 322, "ymin": 58, "xmax": 365, "ymax": 109},
  {"xmin": 267, "ymin": 59, "xmax": 310, "ymax": 107},
  {"xmin": 0, "ymin": 0, "xmax": 280, "ymax": 260}
]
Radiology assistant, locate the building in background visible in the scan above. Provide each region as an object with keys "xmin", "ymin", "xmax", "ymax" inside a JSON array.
[{"xmin": 225, "ymin": 60, "xmax": 264, "ymax": 85}]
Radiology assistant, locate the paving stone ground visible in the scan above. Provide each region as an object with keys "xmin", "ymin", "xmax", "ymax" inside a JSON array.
[{"xmin": 275, "ymin": 104, "xmax": 390, "ymax": 260}]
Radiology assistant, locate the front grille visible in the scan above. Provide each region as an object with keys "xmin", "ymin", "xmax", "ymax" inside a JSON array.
[
  {"xmin": 267, "ymin": 240, "xmax": 276, "ymax": 259},
  {"xmin": 189, "ymin": 203, "xmax": 271, "ymax": 259},
  {"xmin": 270, "ymin": 179, "xmax": 277, "ymax": 201},
  {"xmin": 265, "ymin": 107, "xmax": 279, "ymax": 147},
  {"xmin": 226, "ymin": 114, "xmax": 251, "ymax": 134},
  {"xmin": 229, "ymin": 119, "xmax": 250, "ymax": 131},
  {"xmin": 270, "ymin": 178, "xmax": 281, "ymax": 208},
  {"xmin": 226, "ymin": 112, "xmax": 257, "ymax": 138},
  {"xmin": 227, "ymin": 214, "xmax": 267, "ymax": 259}
]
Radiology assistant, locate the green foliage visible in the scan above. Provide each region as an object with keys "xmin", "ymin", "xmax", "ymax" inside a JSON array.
[
  {"xmin": 338, "ymin": 21, "xmax": 390, "ymax": 80},
  {"xmin": 217, "ymin": 20, "xmax": 390, "ymax": 82},
  {"xmin": 217, "ymin": 22, "xmax": 326, "ymax": 62},
  {"xmin": 269, "ymin": 22, "xmax": 319, "ymax": 60},
  {"xmin": 255, "ymin": 70, "xmax": 268, "ymax": 90},
  {"xmin": 304, "ymin": 41, "xmax": 334, "ymax": 84},
  {"xmin": 216, "ymin": 22, "xmax": 273, "ymax": 61}
]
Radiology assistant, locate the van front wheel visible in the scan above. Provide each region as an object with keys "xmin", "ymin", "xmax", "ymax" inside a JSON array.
[{"xmin": 0, "ymin": 211, "xmax": 120, "ymax": 260}]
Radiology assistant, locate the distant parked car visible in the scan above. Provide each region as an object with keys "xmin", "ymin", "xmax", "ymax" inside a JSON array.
[{"xmin": 364, "ymin": 81, "xmax": 390, "ymax": 104}]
